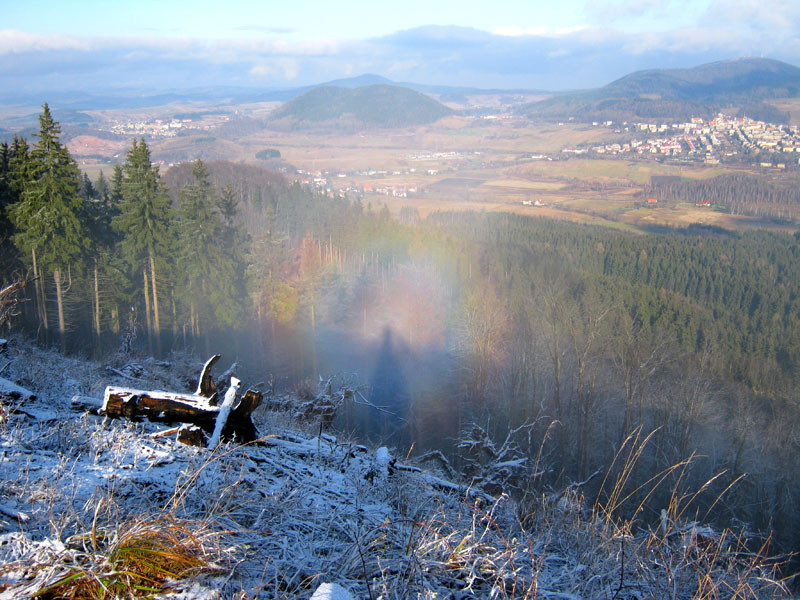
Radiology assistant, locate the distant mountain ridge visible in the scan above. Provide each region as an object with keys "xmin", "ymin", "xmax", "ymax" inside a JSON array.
[
  {"xmin": 603, "ymin": 58, "xmax": 800, "ymax": 101},
  {"xmin": 1, "ymin": 74, "xmax": 543, "ymax": 114},
  {"xmin": 520, "ymin": 58, "xmax": 800, "ymax": 122},
  {"xmin": 268, "ymin": 84, "xmax": 453, "ymax": 129},
  {"xmin": 5, "ymin": 57, "xmax": 800, "ymax": 128}
]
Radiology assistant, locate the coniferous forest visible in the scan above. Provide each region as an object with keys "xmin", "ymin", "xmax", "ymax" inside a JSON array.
[{"xmin": 2, "ymin": 106, "xmax": 800, "ymax": 566}]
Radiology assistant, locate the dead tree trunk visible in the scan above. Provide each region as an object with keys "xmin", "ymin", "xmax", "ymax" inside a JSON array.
[
  {"xmin": 102, "ymin": 386, "xmax": 262, "ymax": 443},
  {"xmin": 0, "ymin": 278, "xmax": 34, "ymax": 329},
  {"xmin": 101, "ymin": 356, "xmax": 262, "ymax": 444}
]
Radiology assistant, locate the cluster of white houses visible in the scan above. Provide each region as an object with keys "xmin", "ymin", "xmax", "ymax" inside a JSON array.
[{"xmin": 564, "ymin": 114, "xmax": 800, "ymax": 165}]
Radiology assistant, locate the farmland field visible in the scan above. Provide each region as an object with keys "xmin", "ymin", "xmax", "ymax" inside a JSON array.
[{"xmin": 39, "ymin": 102, "xmax": 797, "ymax": 234}]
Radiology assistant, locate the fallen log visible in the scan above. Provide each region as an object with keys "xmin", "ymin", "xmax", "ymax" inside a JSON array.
[
  {"xmin": 100, "ymin": 356, "xmax": 262, "ymax": 444},
  {"xmin": 70, "ymin": 395, "xmax": 103, "ymax": 412},
  {"xmin": 101, "ymin": 386, "xmax": 262, "ymax": 443}
]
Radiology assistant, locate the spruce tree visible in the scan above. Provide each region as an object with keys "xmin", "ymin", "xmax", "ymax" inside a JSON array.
[
  {"xmin": 79, "ymin": 170, "xmax": 118, "ymax": 342},
  {"xmin": 217, "ymin": 185, "xmax": 249, "ymax": 312},
  {"xmin": 113, "ymin": 139, "xmax": 172, "ymax": 351},
  {"xmin": 7, "ymin": 105, "xmax": 87, "ymax": 338},
  {"xmin": 94, "ymin": 171, "xmax": 110, "ymax": 205},
  {"xmin": 110, "ymin": 164, "xmax": 124, "ymax": 206},
  {"xmin": 177, "ymin": 160, "xmax": 242, "ymax": 337},
  {"xmin": 0, "ymin": 143, "xmax": 16, "ymax": 272},
  {"xmin": 0, "ymin": 138, "xmax": 32, "ymax": 274}
]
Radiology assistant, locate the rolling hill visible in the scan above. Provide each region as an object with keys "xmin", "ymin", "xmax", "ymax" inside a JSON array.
[
  {"xmin": 519, "ymin": 57, "xmax": 800, "ymax": 122},
  {"xmin": 268, "ymin": 84, "xmax": 453, "ymax": 129}
]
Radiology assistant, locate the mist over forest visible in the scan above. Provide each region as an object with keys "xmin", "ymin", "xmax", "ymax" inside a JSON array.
[{"xmin": 2, "ymin": 103, "xmax": 800, "ymax": 591}]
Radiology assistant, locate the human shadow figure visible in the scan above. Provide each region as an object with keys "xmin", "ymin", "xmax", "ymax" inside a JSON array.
[{"xmin": 368, "ymin": 327, "xmax": 409, "ymax": 443}]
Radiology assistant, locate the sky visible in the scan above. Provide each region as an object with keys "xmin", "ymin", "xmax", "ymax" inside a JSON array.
[{"xmin": 1, "ymin": 0, "xmax": 800, "ymax": 96}]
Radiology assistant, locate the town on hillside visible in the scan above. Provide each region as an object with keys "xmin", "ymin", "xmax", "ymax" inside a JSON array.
[{"xmin": 564, "ymin": 113, "xmax": 800, "ymax": 167}]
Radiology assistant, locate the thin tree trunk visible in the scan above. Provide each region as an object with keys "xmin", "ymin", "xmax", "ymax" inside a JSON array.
[
  {"xmin": 93, "ymin": 258, "xmax": 101, "ymax": 337},
  {"xmin": 307, "ymin": 275, "xmax": 317, "ymax": 374},
  {"xmin": 143, "ymin": 269, "xmax": 153, "ymax": 355},
  {"xmin": 31, "ymin": 247, "xmax": 41, "ymax": 323},
  {"xmin": 32, "ymin": 247, "xmax": 48, "ymax": 330},
  {"xmin": 310, "ymin": 299, "xmax": 317, "ymax": 375},
  {"xmin": 149, "ymin": 253, "xmax": 161, "ymax": 353},
  {"xmin": 190, "ymin": 301, "xmax": 198, "ymax": 338},
  {"xmin": 171, "ymin": 292, "xmax": 178, "ymax": 336},
  {"xmin": 54, "ymin": 269, "xmax": 65, "ymax": 339}
]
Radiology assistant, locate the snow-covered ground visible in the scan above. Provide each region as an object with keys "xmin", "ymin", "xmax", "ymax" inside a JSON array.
[{"xmin": 0, "ymin": 335, "xmax": 789, "ymax": 599}]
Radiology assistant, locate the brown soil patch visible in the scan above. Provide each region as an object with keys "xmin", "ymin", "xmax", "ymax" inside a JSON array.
[{"xmin": 67, "ymin": 136, "xmax": 126, "ymax": 157}]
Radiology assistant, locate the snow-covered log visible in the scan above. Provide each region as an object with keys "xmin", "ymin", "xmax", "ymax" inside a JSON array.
[
  {"xmin": 101, "ymin": 385, "xmax": 262, "ymax": 443},
  {"xmin": 70, "ymin": 394, "xmax": 103, "ymax": 412},
  {"xmin": 0, "ymin": 376, "xmax": 35, "ymax": 401},
  {"xmin": 100, "ymin": 356, "xmax": 261, "ymax": 444}
]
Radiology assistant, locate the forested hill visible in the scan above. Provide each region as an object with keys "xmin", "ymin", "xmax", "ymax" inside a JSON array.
[
  {"xmin": 268, "ymin": 84, "xmax": 453, "ymax": 129},
  {"xmin": 519, "ymin": 57, "xmax": 800, "ymax": 122},
  {"xmin": 604, "ymin": 58, "xmax": 800, "ymax": 103},
  {"xmin": 429, "ymin": 211, "xmax": 800, "ymax": 391}
]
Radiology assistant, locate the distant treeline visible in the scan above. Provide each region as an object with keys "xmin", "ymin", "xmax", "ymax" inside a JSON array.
[
  {"xmin": 428, "ymin": 212, "xmax": 800, "ymax": 393},
  {"xmin": 652, "ymin": 173, "xmax": 800, "ymax": 221}
]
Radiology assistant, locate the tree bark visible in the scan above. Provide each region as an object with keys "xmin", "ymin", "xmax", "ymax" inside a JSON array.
[
  {"xmin": 111, "ymin": 305, "xmax": 120, "ymax": 335},
  {"xmin": 143, "ymin": 268, "xmax": 153, "ymax": 354},
  {"xmin": 149, "ymin": 252, "xmax": 161, "ymax": 351},
  {"xmin": 54, "ymin": 269, "xmax": 65, "ymax": 337},
  {"xmin": 93, "ymin": 258, "xmax": 101, "ymax": 337},
  {"xmin": 32, "ymin": 247, "xmax": 48, "ymax": 331}
]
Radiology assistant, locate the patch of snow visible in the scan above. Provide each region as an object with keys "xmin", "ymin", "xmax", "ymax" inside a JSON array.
[
  {"xmin": 375, "ymin": 446, "xmax": 391, "ymax": 467},
  {"xmin": 0, "ymin": 376, "xmax": 34, "ymax": 400},
  {"xmin": 310, "ymin": 582, "xmax": 354, "ymax": 600}
]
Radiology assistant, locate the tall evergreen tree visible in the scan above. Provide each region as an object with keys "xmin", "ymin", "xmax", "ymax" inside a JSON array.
[
  {"xmin": 94, "ymin": 171, "xmax": 110, "ymax": 206},
  {"xmin": 110, "ymin": 164, "xmax": 124, "ymax": 206},
  {"xmin": 113, "ymin": 139, "xmax": 172, "ymax": 350},
  {"xmin": 78, "ymin": 172, "xmax": 96, "ymax": 202},
  {"xmin": 78, "ymin": 170, "xmax": 119, "ymax": 342},
  {"xmin": 217, "ymin": 184, "xmax": 249, "ymax": 308},
  {"xmin": 0, "ymin": 143, "xmax": 16, "ymax": 273},
  {"xmin": 177, "ymin": 160, "xmax": 242, "ymax": 337},
  {"xmin": 0, "ymin": 138, "xmax": 31, "ymax": 274},
  {"xmin": 7, "ymin": 105, "xmax": 87, "ymax": 338}
]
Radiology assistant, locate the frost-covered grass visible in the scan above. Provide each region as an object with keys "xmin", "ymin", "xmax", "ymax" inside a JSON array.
[{"xmin": 0, "ymin": 335, "xmax": 791, "ymax": 599}]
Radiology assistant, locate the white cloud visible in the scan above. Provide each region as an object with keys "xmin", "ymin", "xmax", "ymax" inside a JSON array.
[
  {"xmin": 249, "ymin": 58, "xmax": 299, "ymax": 80},
  {"xmin": 704, "ymin": 0, "xmax": 800, "ymax": 32},
  {"xmin": 623, "ymin": 27, "xmax": 745, "ymax": 55},
  {"xmin": 583, "ymin": 0, "xmax": 669, "ymax": 21},
  {"xmin": 0, "ymin": 28, "xmax": 343, "ymax": 61},
  {"xmin": 491, "ymin": 25, "xmax": 597, "ymax": 38},
  {"xmin": 387, "ymin": 59, "xmax": 420, "ymax": 74},
  {"xmin": 0, "ymin": 29, "xmax": 90, "ymax": 54},
  {"xmin": 492, "ymin": 26, "xmax": 549, "ymax": 37}
]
